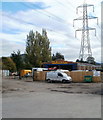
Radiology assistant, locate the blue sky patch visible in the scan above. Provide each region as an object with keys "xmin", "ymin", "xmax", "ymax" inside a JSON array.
[
  {"xmin": 2, "ymin": 27, "xmax": 22, "ymax": 34},
  {"xmin": 2, "ymin": 2, "xmax": 49, "ymax": 13}
]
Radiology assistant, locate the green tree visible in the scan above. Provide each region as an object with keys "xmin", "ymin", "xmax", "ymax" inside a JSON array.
[
  {"xmin": 26, "ymin": 29, "xmax": 51, "ymax": 67},
  {"xmin": 22, "ymin": 54, "xmax": 32, "ymax": 69},
  {"xmin": 76, "ymin": 59, "xmax": 80, "ymax": 62},
  {"xmin": 2, "ymin": 57, "xmax": 16, "ymax": 72},
  {"xmin": 11, "ymin": 50, "xmax": 24, "ymax": 71},
  {"xmin": 86, "ymin": 56, "xmax": 96, "ymax": 64},
  {"xmin": 52, "ymin": 52, "xmax": 64, "ymax": 61}
]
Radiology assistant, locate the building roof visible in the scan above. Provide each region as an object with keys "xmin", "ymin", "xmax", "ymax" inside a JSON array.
[{"xmin": 43, "ymin": 60, "xmax": 77, "ymax": 65}]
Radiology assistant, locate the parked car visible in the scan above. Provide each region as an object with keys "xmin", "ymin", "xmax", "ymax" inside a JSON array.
[{"xmin": 46, "ymin": 71, "xmax": 72, "ymax": 83}]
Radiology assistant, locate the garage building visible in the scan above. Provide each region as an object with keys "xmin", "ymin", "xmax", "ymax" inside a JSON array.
[{"xmin": 42, "ymin": 60, "xmax": 101, "ymax": 71}]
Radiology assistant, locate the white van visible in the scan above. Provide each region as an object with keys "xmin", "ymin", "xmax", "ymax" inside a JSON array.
[
  {"xmin": 32, "ymin": 68, "xmax": 48, "ymax": 72},
  {"xmin": 46, "ymin": 71, "xmax": 72, "ymax": 83}
]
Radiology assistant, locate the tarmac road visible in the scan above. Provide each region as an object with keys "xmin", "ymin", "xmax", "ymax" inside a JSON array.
[{"xmin": 2, "ymin": 92, "xmax": 101, "ymax": 118}]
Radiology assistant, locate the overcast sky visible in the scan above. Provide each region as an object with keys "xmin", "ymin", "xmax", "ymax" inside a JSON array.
[{"xmin": 1, "ymin": 0, "xmax": 102, "ymax": 63}]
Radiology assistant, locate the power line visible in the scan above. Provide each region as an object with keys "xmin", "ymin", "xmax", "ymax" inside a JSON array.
[
  {"xmin": 29, "ymin": 2, "xmax": 68, "ymax": 23},
  {"xmin": 55, "ymin": 0, "xmax": 75, "ymax": 12},
  {"xmin": 21, "ymin": 3, "xmax": 68, "ymax": 25},
  {"xmin": 2, "ymin": 13, "xmax": 39, "ymax": 27},
  {"xmin": 2, "ymin": 2, "xmax": 76, "ymax": 38},
  {"xmin": 3, "ymin": 12, "xmax": 69, "ymax": 37},
  {"xmin": 67, "ymin": 0, "xmax": 76, "ymax": 9}
]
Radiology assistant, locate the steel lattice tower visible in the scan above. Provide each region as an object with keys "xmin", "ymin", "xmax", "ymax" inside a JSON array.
[{"xmin": 73, "ymin": 2, "xmax": 98, "ymax": 61}]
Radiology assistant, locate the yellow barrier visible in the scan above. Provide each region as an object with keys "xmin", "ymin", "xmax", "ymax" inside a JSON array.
[
  {"xmin": 70, "ymin": 71, "xmax": 93, "ymax": 82},
  {"xmin": 92, "ymin": 76, "xmax": 101, "ymax": 82},
  {"xmin": 34, "ymin": 71, "xmax": 47, "ymax": 81}
]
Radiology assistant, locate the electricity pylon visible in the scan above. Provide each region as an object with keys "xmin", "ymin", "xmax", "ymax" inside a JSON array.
[{"xmin": 73, "ymin": 2, "xmax": 98, "ymax": 61}]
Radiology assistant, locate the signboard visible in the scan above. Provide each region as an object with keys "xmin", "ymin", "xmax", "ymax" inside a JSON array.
[
  {"xmin": 93, "ymin": 70, "xmax": 100, "ymax": 76},
  {"xmin": 51, "ymin": 61, "xmax": 68, "ymax": 64}
]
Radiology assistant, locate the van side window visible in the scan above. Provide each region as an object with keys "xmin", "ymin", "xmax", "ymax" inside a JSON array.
[{"xmin": 58, "ymin": 73, "xmax": 63, "ymax": 77}]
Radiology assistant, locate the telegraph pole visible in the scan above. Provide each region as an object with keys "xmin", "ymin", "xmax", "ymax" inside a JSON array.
[{"xmin": 73, "ymin": 2, "xmax": 98, "ymax": 61}]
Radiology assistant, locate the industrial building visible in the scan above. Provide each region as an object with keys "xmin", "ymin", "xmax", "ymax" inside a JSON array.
[{"xmin": 42, "ymin": 60, "xmax": 101, "ymax": 71}]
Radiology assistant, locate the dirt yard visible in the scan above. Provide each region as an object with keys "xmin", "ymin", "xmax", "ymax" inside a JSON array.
[{"xmin": 2, "ymin": 76, "xmax": 102, "ymax": 96}]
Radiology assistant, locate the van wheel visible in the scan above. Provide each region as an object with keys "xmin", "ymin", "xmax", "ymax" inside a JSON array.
[
  {"xmin": 47, "ymin": 79, "xmax": 51, "ymax": 83},
  {"xmin": 62, "ymin": 79, "xmax": 66, "ymax": 83}
]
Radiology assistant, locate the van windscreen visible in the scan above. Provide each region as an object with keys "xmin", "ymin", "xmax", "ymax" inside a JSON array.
[{"xmin": 58, "ymin": 73, "xmax": 63, "ymax": 77}]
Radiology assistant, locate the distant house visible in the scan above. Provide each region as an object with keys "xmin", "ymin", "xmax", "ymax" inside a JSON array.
[{"xmin": 2, "ymin": 70, "xmax": 10, "ymax": 77}]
